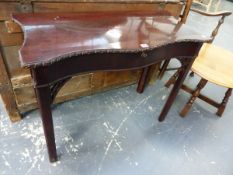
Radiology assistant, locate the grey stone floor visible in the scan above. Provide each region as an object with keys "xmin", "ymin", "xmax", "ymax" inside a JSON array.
[{"xmin": 1, "ymin": 1, "xmax": 233, "ymax": 175}]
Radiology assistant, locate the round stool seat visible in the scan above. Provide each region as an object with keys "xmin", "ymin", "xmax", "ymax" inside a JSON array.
[{"xmin": 192, "ymin": 43, "xmax": 233, "ymax": 88}]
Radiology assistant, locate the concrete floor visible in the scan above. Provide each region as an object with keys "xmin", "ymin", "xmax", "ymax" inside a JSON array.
[{"xmin": 1, "ymin": 1, "xmax": 233, "ymax": 175}]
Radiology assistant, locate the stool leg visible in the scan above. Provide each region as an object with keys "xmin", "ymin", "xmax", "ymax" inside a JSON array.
[
  {"xmin": 216, "ymin": 88, "xmax": 232, "ymax": 117},
  {"xmin": 180, "ymin": 78, "xmax": 207, "ymax": 117},
  {"xmin": 165, "ymin": 68, "xmax": 182, "ymax": 88},
  {"xmin": 137, "ymin": 66, "xmax": 150, "ymax": 94},
  {"xmin": 158, "ymin": 59, "xmax": 170, "ymax": 79},
  {"xmin": 35, "ymin": 86, "xmax": 58, "ymax": 162},
  {"xmin": 189, "ymin": 71, "xmax": 195, "ymax": 77}
]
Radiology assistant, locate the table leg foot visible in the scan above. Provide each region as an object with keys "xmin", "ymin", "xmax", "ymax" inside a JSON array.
[
  {"xmin": 35, "ymin": 86, "xmax": 58, "ymax": 162},
  {"xmin": 158, "ymin": 57, "xmax": 195, "ymax": 122}
]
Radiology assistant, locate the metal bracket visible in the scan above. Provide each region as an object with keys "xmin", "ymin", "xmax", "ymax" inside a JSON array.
[
  {"xmin": 159, "ymin": 2, "xmax": 166, "ymax": 9},
  {"xmin": 19, "ymin": 0, "xmax": 33, "ymax": 12}
]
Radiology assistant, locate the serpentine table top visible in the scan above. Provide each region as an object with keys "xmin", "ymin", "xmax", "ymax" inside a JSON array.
[
  {"xmin": 12, "ymin": 11, "xmax": 210, "ymax": 162},
  {"xmin": 13, "ymin": 11, "xmax": 208, "ymax": 67}
]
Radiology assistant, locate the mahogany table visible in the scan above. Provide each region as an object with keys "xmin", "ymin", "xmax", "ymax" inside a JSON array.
[{"xmin": 12, "ymin": 11, "xmax": 209, "ymax": 162}]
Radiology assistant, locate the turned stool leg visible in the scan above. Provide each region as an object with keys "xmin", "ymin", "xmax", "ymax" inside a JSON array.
[
  {"xmin": 158, "ymin": 59, "xmax": 170, "ymax": 79},
  {"xmin": 165, "ymin": 68, "xmax": 182, "ymax": 88},
  {"xmin": 35, "ymin": 86, "xmax": 58, "ymax": 162},
  {"xmin": 137, "ymin": 66, "xmax": 151, "ymax": 93},
  {"xmin": 180, "ymin": 78, "xmax": 208, "ymax": 117},
  {"xmin": 189, "ymin": 71, "xmax": 195, "ymax": 77},
  {"xmin": 216, "ymin": 88, "xmax": 232, "ymax": 117}
]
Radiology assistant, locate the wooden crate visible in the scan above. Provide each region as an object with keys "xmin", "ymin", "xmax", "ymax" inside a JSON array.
[{"xmin": 0, "ymin": 0, "xmax": 191, "ymax": 122}]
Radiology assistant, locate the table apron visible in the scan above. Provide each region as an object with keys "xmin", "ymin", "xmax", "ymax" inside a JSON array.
[{"xmin": 31, "ymin": 41, "xmax": 203, "ymax": 88}]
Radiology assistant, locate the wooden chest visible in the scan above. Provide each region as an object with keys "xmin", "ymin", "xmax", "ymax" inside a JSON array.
[{"xmin": 0, "ymin": 0, "xmax": 191, "ymax": 122}]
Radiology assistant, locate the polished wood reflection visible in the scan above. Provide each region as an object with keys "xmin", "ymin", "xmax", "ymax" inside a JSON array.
[{"xmin": 13, "ymin": 11, "xmax": 207, "ymax": 67}]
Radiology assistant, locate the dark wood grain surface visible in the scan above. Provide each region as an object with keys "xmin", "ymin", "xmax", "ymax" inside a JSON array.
[{"xmin": 13, "ymin": 11, "xmax": 208, "ymax": 67}]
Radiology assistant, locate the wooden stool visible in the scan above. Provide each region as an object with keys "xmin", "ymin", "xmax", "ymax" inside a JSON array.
[
  {"xmin": 181, "ymin": 43, "xmax": 233, "ymax": 117},
  {"xmin": 161, "ymin": 8, "xmax": 232, "ymax": 117},
  {"xmin": 166, "ymin": 43, "xmax": 233, "ymax": 117}
]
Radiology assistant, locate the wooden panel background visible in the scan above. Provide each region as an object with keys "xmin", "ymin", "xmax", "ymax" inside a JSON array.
[{"xmin": 33, "ymin": 2, "xmax": 182, "ymax": 15}]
